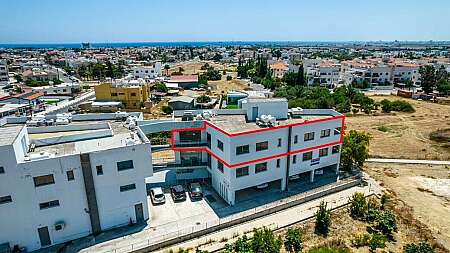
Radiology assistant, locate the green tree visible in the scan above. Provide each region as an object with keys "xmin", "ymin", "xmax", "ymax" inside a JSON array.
[
  {"xmin": 153, "ymin": 83, "xmax": 168, "ymax": 93},
  {"xmin": 436, "ymin": 65, "xmax": 448, "ymax": 81},
  {"xmin": 212, "ymin": 53, "xmax": 223, "ymax": 62},
  {"xmin": 162, "ymin": 105, "xmax": 173, "ymax": 115},
  {"xmin": 403, "ymin": 242, "xmax": 434, "ymax": 253},
  {"xmin": 340, "ymin": 130, "xmax": 371, "ymax": 172},
  {"xmin": 284, "ymin": 228, "xmax": 303, "ymax": 253},
  {"xmin": 296, "ymin": 65, "xmax": 305, "ymax": 86},
  {"xmin": 349, "ymin": 192, "xmax": 367, "ymax": 220},
  {"xmin": 164, "ymin": 64, "xmax": 170, "ymax": 76},
  {"xmin": 436, "ymin": 78, "xmax": 450, "ymax": 95},
  {"xmin": 196, "ymin": 95, "xmax": 211, "ymax": 103},
  {"xmin": 315, "ymin": 201, "xmax": 332, "ymax": 237},
  {"xmin": 419, "ymin": 65, "xmax": 436, "ymax": 94},
  {"xmin": 224, "ymin": 235, "xmax": 252, "ymax": 253},
  {"xmin": 250, "ymin": 227, "xmax": 282, "ymax": 253},
  {"xmin": 380, "ymin": 99, "xmax": 392, "ymax": 113}
]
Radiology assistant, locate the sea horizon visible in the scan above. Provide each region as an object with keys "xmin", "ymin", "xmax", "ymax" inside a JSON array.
[{"xmin": 1, "ymin": 40, "xmax": 450, "ymax": 49}]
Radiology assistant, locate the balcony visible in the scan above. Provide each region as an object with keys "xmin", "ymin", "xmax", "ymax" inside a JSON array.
[{"xmin": 173, "ymin": 141, "xmax": 207, "ymax": 148}]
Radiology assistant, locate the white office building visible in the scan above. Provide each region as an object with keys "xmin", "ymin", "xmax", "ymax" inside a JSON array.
[
  {"xmin": 148, "ymin": 98, "xmax": 344, "ymax": 205},
  {"xmin": 0, "ymin": 114, "xmax": 152, "ymax": 251}
]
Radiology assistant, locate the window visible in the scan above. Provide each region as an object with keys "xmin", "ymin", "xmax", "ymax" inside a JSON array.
[
  {"xmin": 66, "ymin": 170, "xmax": 74, "ymax": 181},
  {"xmin": 0, "ymin": 195, "xmax": 12, "ymax": 204},
  {"xmin": 120, "ymin": 184, "xmax": 136, "ymax": 192},
  {"xmin": 39, "ymin": 200, "xmax": 60, "ymax": 210},
  {"xmin": 320, "ymin": 129, "xmax": 331, "ymax": 138},
  {"xmin": 111, "ymin": 93, "xmax": 118, "ymax": 96},
  {"xmin": 33, "ymin": 174, "xmax": 55, "ymax": 187},
  {"xmin": 294, "ymin": 135, "xmax": 298, "ymax": 144},
  {"xmin": 217, "ymin": 161, "xmax": 224, "ymax": 173},
  {"xmin": 276, "ymin": 159, "xmax": 281, "ymax": 168},
  {"xmin": 302, "ymin": 151, "xmax": 313, "ymax": 161},
  {"xmin": 179, "ymin": 130, "xmax": 201, "ymax": 143},
  {"xmin": 207, "ymin": 153, "xmax": 212, "ymax": 168},
  {"xmin": 255, "ymin": 162, "xmax": 267, "ymax": 173},
  {"xmin": 304, "ymin": 132, "xmax": 315, "ymax": 141},
  {"xmin": 177, "ymin": 169, "xmax": 194, "ymax": 174},
  {"xmin": 96, "ymin": 165, "xmax": 103, "ymax": 175},
  {"xmin": 236, "ymin": 145, "xmax": 249, "ymax": 155},
  {"xmin": 0, "ymin": 166, "xmax": 4, "ymax": 174},
  {"xmin": 130, "ymin": 93, "xmax": 137, "ymax": 97},
  {"xmin": 236, "ymin": 166, "xmax": 249, "ymax": 178},
  {"xmin": 117, "ymin": 160, "xmax": 134, "ymax": 171},
  {"xmin": 256, "ymin": 141, "xmax": 269, "ymax": 151},
  {"xmin": 277, "ymin": 138, "xmax": 282, "ymax": 147},
  {"xmin": 207, "ymin": 133, "xmax": 211, "ymax": 148},
  {"xmin": 334, "ymin": 127, "xmax": 342, "ymax": 135},
  {"xmin": 217, "ymin": 140, "xmax": 224, "ymax": 151},
  {"xmin": 319, "ymin": 148, "xmax": 329, "ymax": 157},
  {"xmin": 293, "ymin": 155, "xmax": 297, "ymax": 164},
  {"xmin": 332, "ymin": 145, "xmax": 340, "ymax": 154}
]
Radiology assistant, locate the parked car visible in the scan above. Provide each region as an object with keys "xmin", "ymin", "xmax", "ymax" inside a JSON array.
[
  {"xmin": 170, "ymin": 185, "xmax": 187, "ymax": 202},
  {"xmin": 289, "ymin": 174, "xmax": 301, "ymax": 181},
  {"xmin": 149, "ymin": 187, "xmax": 165, "ymax": 205},
  {"xmin": 188, "ymin": 182, "xmax": 203, "ymax": 200}
]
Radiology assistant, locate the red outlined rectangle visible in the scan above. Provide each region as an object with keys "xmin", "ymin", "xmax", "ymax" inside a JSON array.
[{"xmin": 170, "ymin": 115, "xmax": 345, "ymax": 168}]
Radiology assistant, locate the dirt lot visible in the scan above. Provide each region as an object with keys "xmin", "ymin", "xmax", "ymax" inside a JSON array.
[
  {"xmin": 168, "ymin": 61, "xmax": 235, "ymax": 75},
  {"xmin": 346, "ymin": 95, "xmax": 450, "ymax": 160},
  {"xmin": 365, "ymin": 163, "xmax": 450, "ymax": 250}
]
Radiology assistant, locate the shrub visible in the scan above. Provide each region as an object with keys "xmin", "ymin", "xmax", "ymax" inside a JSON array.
[
  {"xmin": 162, "ymin": 105, "xmax": 173, "ymax": 115},
  {"xmin": 403, "ymin": 242, "xmax": 435, "ymax": 253},
  {"xmin": 375, "ymin": 210, "xmax": 397, "ymax": 236},
  {"xmin": 315, "ymin": 201, "xmax": 332, "ymax": 237},
  {"xmin": 250, "ymin": 227, "xmax": 282, "ymax": 253},
  {"xmin": 284, "ymin": 227, "xmax": 303, "ymax": 252},
  {"xmin": 369, "ymin": 233, "xmax": 387, "ymax": 251},
  {"xmin": 349, "ymin": 192, "xmax": 367, "ymax": 219},
  {"xmin": 381, "ymin": 99, "xmax": 392, "ymax": 113},
  {"xmin": 351, "ymin": 233, "xmax": 371, "ymax": 247},
  {"xmin": 391, "ymin": 100, "xmax": 415, "ymax": 112},
  {"xmin": 154, "ymin": 83, "xmax": 168, "ymax": 93},
  {"xmin": 377, "ymin": 126, "xmax": 389, "ymax": 132}
]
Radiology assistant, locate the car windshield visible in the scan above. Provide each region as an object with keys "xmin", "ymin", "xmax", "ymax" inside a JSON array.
[
  {"xmin": 154, "ymin": 193, "xmax": 164, "ymax": 198},
  {"xmin": 191, "ymin": 187, "xmax": 201, "ymax": 192}
]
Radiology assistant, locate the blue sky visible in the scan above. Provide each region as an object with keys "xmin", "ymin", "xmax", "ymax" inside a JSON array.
[{"xmin": 1, "ymin": 0, "xmax": 449, "ymax": 43}]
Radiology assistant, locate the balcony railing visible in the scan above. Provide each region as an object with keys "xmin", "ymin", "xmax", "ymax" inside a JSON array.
[{"xmin": 173, "ymin": 141, "xmax": 207, "ymax": 148}]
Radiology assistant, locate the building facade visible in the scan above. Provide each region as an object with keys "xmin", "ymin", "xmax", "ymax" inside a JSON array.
[
  {"xmin": 158, "ymin": 98, "xmax": 344, "ymax": 205},
  {"xmin": 94, "ymin": 81, "xmax": 149, "ymax": 109},
  {"xmin": 0, "ymin": 117, "xmax": 152, "ymax": 251}
]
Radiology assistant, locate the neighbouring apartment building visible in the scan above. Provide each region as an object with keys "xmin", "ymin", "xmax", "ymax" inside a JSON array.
[
  {"xmin": 131, "ymin": 62, "xmax": 162, "ymax": 79},
  {"xmin": 94, "ymin": 80, "xmax": 149, "ymax": 109},
  {"xmin": 142, "ymin": 98, "xmax": 344, "ymax": 205},
  {"xmin": 0, "ymin": 114, "xmax": 152, "ymax": 251},
  {"xmin": 0, "ymin": 59, "xmax": 9, "ymax": 85}
]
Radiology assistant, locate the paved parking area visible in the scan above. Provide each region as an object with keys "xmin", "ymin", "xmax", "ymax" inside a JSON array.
[{"xmin": 147, "ymin": 187, "xmax": 227, "ymax": 234}]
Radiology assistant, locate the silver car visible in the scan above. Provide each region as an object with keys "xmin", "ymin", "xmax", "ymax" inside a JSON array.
[{"xmin": 150, "ymin": 187, "xmax": 166, "ymax": 205}]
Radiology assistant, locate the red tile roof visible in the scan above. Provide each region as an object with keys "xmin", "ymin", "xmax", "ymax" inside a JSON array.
[{"xmin": 168, "ymin": 75, "xmax": 198, "ymax": 83}]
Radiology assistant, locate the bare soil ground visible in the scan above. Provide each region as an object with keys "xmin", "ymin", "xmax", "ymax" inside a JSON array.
[
  {"xmin": 346, "ymin": 95, "xmax": 450, "ymax": 160},
  {"xmin": 168, "ymin": 61, "xmax": 234, "ymax": 76},
  {"xmin": 365, "ymin": 163, "xmax": 450, "ymax": 250}
]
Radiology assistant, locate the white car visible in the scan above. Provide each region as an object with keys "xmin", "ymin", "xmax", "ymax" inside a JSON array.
[
  {"xmin": 314, "ymin": 170, "xmax": 324, "ymax": 175},
  {"xmin": 150, "ymin": 187, "xmax": 166, "ymax": 205}
]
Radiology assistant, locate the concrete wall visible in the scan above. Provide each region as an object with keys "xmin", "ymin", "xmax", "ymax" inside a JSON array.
[
  {"xmin": 31, "ymin": 129, "xmax": 113, "ymax": 147},
  {"xmin": 27, "ymin": 123, "xmax": 109, "ymax": 134}
]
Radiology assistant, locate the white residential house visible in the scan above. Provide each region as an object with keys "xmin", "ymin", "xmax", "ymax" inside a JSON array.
[{"xmin": 131, "ymin": 62, "xmax": 162, "ymax": 79}]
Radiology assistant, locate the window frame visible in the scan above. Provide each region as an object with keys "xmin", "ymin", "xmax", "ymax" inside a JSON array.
[
  {"xmin": 320, "ymin": 129, "xmax": 331, "ymax": 138},
  {"xmin": 117, "ymin": 160, "xmax": 134, "ymax": 171},
  {"xmin": 39, "ymin": 200, "xmax": 60, "ymax": 210},
  {"xmin": 96, "ymin": 165, "xmax": 104, "ymax": 175},
  {"xmin": 235, "ymin": 144, "xmax": 250, "ymax": 155},
  {"xmin": 0, "ymin": 195, "xmax": 12, "ymax": 204},
  {"xmin": 302, "ymin": 151, "xmax": 313, "ymax": 161},
  {"xmin": 319, "ymin": 148, "xmax": 329, "ymax": 157},
  {"xmin": 255, "ymin": 162, "xmax": 268, "ymax": 173},
  {"xmin": 66, "ymin": 170, "xmax": 75, "ymax": 181},
  {"xmin": 255, "ymin": 141, "xmax": 269, "ymax": 152},
  {"xmin": 217, "ymin": 160, "xmax": 224, "ymax": 173},
  {"xmin": 217, "ymin": 139, "xmax": 224, "ymax": 151},
  {"xmin": 120, "ymin": 183, "xmax": 136, "ymax": 192},
  {"xmin": 332, "ymin": 145, "xmax": 340, "ymax": 154},
  {"xmin": 33, "ymin": 174, "xmax": 55, "ymax": 187},
  {"xmin": 236, "ymin": 166, "xmax": 249, "ymax": 178},
  {"xmin": 304, "ymin": 132, "xmax": 315, "ymax": 141}
]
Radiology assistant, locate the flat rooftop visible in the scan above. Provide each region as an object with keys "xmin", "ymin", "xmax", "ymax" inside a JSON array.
[
  {"xmin": 32, "ymin": 121, "xmax": 144, "ymax": 157},
  {"xmin": 0, "ymin": 125, "xmax": 23, "ymax": 145},
  {"xmin": 209, "ymin": 114, "xmax": 335, "ymax": 134}
]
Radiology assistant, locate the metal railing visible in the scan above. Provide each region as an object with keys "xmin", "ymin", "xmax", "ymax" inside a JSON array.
[{"xmin": 81, "ymin": 176, "xmax": 362, "ymax": 253}]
